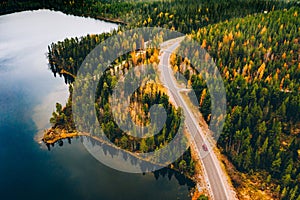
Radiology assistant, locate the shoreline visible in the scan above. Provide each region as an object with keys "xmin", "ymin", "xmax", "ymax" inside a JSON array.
[
  {"xmin": 42, "ymin": 127, "xmax": 197, "ymax": 182},
  {"xmin": 0, "ymin": 8, "xmax": 126, "ymax": 25},
  {"xmin": 94, "ymin": 15, "xmax": 126, "ymax": 25},
  {"xmin": 42, "ymin": 127, "xmax": 207, "ymax": 199}
]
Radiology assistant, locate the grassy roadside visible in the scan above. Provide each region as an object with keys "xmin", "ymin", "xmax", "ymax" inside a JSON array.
[{"xmin": 179, "ymin": 90, "xmax": 281, "ymax": 199}]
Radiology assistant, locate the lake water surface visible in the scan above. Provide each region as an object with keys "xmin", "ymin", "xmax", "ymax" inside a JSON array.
[{"xmin": 0, "ymin": 10, "xmax": 191, "ymax": 200}]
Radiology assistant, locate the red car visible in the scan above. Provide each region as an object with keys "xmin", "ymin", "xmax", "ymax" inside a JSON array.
[{"xmin": 202, "ymin": 144, "xmax": 208, "ymax": 151}]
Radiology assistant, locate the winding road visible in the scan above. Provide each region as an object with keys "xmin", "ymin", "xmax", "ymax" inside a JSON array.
[{"xmin": 158, "ymin": 38, "xmax": 234, "ymax": 200}]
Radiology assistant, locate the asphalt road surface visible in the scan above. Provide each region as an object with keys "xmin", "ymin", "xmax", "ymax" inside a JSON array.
[{"xmin": 158, "ymin": 39, "xmax": 231, "ymax": 200}]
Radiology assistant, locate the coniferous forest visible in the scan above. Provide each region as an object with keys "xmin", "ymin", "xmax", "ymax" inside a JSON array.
[
  {"xmin": 172, "ymin": 7, "xmax": 300, "ymax": 199},
  {"xmin": 1, "ymin": 0, "xmax": 299, "ymax": 199}
]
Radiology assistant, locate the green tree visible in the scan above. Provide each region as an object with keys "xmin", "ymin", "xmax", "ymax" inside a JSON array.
[
  {"xmin": 198, "ymin": 194, "xmax": 208, "ymax": 200},
  {"xmin": 179, "ymin": 160, "xmax": 187, "ymax": 172},
  {"xmin": 140, "ymin": 138, "xmax": 148, "ymax": 153}
]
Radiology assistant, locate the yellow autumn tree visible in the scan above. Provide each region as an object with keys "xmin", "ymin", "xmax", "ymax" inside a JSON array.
[
  {"xmin": 260, "ymin": 26, "xmax": 267, "ymax": 35},
  {"xmin": 201, "ymin": 39, "xmax": 207, "ymax": 48},
  {"xmin": 200, "ymin": 88, "xmax": 207, "ymax": 107},
  {"xmin": 257, "ymin": 63, "xmax": 266, "ymax": 80}
]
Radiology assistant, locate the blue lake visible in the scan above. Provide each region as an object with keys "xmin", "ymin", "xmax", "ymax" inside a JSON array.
[{"xmin": 0, "ymin": 10, "xmax": 191, "ymax": 200}]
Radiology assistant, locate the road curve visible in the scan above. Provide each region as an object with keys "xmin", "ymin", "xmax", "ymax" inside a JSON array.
[{"xmin": 158, "ymin": 38, "xmax": 232, "ymax": 200}]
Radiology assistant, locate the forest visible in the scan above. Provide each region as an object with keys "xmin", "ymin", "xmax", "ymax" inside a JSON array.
[
  {"xmin": 2, "ymin": 0, "xmax": 299, "ymax": 199},
  {"xmin": 172, "ymin": 7, "xmax": 300, "ymax": 200},
  {"xmin": 46, "ymin": 28, "xmax": 196, "ymax": 176},
  {"xmin": 1, "ymin": 0, "xmax": 298, "ymax": 32}
]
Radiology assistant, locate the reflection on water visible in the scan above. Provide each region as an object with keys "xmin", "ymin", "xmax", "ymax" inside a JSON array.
[
  {"xmin": 33, "ymin": 84, "xmax": 68, "ymax": 140},
  {"xmin": 50, "ymin": 136, "xmax": 195, "ymax": 185},
  {"xmin": 0, "ymin": 9, "xmax": 118, "ymax": 135},
  {"xmin": 51, "ymin": 139, "xmax": 191, "ymax": 200},
  {"xmin": 0, "ymin": 9, "xmax": 191, "ymax": 200}
]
